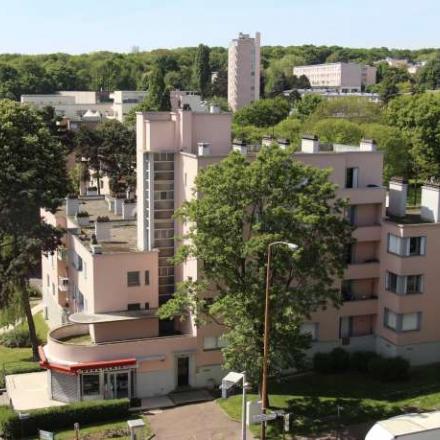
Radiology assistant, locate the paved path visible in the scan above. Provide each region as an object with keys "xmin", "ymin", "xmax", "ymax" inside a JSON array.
[
  {"xmin": 146, "ymin": 400, "xmax": 253, "ymax": 440},
  {"xmin": 0, "ymin": 301, "xmax": 43, "ymax": 336}
]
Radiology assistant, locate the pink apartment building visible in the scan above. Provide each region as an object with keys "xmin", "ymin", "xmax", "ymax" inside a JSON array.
[{"xmin": 40, "ymin": 110, "xmax": 440, "ymax": 403}]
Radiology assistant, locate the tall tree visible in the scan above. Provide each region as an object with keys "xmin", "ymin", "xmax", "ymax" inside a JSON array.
[
  {"xmin": 0, "ymin": 100, "xmax": 68, "ymax": 359},
  {"xmin": 159, "ymin": 146, "xmax": 353, "ymax": 389},
  {"xmin": 192, "ymin": 44, "xmax": 211, "ymax": 98}
]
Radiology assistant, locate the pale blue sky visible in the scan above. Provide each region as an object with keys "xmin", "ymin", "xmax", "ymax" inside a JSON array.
[{"xmin": 1, "ymin": 0, "xmax": 438, "ymax": 54}]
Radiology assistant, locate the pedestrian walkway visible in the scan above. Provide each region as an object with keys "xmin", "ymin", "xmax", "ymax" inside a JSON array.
[{"xmin": 145, "ymin": 400, "xmax": 253, "ymax": 440}]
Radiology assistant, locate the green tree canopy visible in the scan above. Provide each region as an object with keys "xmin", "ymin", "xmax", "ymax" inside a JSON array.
[
  {"xmin": 192, "ymin": 44, "xmax": 211, "ymax": 98},
  {"xmin": 233, "ymin": 97, "xmax": 290, "ymax": 127},
  {"xmin": 159, "ymin": 146, "xmax": 353, "ymax": 383}
]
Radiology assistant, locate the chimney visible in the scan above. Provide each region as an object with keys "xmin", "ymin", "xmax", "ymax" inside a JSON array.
[
  {"xmin": 232, "ymin": 139, "xmax": 247, "ymax": 155},
  {"xmin": 277, "ymin": 138, "xmax": 290, "ymax": 150},
  {"xmin": 210, "ymin": 105, "xmax": 220, "ymax": 114},
  {"xmin": 301, "ymin": 135, "xmax": 320, "ymax": 153},
  {"xmin": 197, "ymin": 142, "xmax": 210, "ymax": 156},
  {"xmin": 66, "ymin": 196, "xmax": 79, "ymax": 216},
  {"xmin": 388, "ymin": 177, "xmax": 408, "ymax": 218},
  {"xmin": 421, "ymin": 181, "xmax": 440, "ymax": 223},
  {"xmin": 360, "ymin": 138, "xmax": 377, "ymax": 152},
  {"xmin": 261, "ymin": 135, "xmax": 274, "ymax": 147},
  {"xmin": 95, "ymin": 219, "xmax": 111, "ymax": 242}
]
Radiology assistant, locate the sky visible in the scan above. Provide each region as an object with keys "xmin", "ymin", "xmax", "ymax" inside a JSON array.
[{"xmin": 0, "ymin": 0, "xmax": 439, "ymax": 54}]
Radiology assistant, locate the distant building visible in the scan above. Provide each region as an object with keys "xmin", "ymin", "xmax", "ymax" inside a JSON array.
[
  {"xmin": 284, "ymin": 89, "xmax": 381, "ymax": 103},
  {"xmin": 293, "ymin": 63, "xmax": 377, "ymax": 92},
  {"xmin": 383, "ymin": 58, "xmax": 427, "ymax": 75},
  {"xmin": 170, "ymin": 90, "xmax": 208, "ymax": 112},
  {"xmin": 227, "ymin": 32, "xmax": 261, "ymax": 111},
  {"xmin": 21, "ymin": 90, "xmax": 147, "ymax": 123}
]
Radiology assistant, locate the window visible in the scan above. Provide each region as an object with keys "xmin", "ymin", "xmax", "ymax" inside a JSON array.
[
  {"xmin": 385, "ymin": 272, "xmax": 423, "ymax": 295},
  {"xmin": 300, "ymin": 323, "xmax": 319, "ymax": 341},
  {"xmin": 346, "ymin": 206, "xmax": 357, "ymax": 225},
  {"xmin": 345, "ymin": 244, "xmax": 353, "ymax": 264},
  {"xmin": 145, "ymin": 271, "xmax": 150, "ymax": 286},
  {"xmin": 387, "ymin": 234, "xmax": 426, "ymax": 257},
  {"xmin": 203, "ymin": 336, "xmax": 226, "ymax": 350},
  {"xmin": 345, "ymin": 167, "xmax": 359, "ymax": 189},
  {"xmin": 127, "ymin": 271, "xmax": 140, "ymax": 287},
  {"xmin": 82, "ymin": 374, "xmax": 101, "ymax": 397},
  {"xmin": 127, "ymin": 303, "xmax": 141, "ymax": 311},
  {"xmin": 52, "ymin": 283, "xmax": 55, "ymax": 296},
  {"xmin": 384, "ymin": 308, "xmax": 422, "ymax": 332}
]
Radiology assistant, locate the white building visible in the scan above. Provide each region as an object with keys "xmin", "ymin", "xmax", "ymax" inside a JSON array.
[
  {"xmin": 21, "ymin": 90, "xmax": 147, "ymax": 123},
  {"xmin": 227, "ymin": 32, "xmax": 261, "ymax": 111},
  {"xmin": 293, "ymin": 63, "xmax": 377, "ymax": 92}
]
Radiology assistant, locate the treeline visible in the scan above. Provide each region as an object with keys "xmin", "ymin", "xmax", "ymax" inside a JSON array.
[{"xmin": 1, "ymin": 44, "xmax": 439, "ymax": 100}]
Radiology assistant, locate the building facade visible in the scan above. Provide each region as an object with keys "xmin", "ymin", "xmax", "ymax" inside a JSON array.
[
  {"xmin": 21, "ymin": 90, "xmax": 148, "ymax": 123},
  {"xmin": 38, "ymin": 110, "xmax": 440, "ymax": 404},
  {"xmin": 293, "ymin": 62, "xmax": 377, "ymax": 92},
  {"xmin": 227, "ymin": 32, "xmax": 261, "ymax": 111}
]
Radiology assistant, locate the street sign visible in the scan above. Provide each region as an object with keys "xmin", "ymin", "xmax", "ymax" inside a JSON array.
[
  {"xmin": 252, "ymin": 413, "xmax": 277, "ymax": 423},
  {"xmin": 39, "ymin": 430, "xmax": 54, "ymax": 440}
]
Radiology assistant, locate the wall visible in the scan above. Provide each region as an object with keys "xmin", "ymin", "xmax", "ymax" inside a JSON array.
[{"xmin": 91, "ymin": 318, "xmax": 159, "ymax": 343}]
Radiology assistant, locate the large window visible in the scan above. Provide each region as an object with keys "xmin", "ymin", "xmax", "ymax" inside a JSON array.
[
  {"xmin": 300, "ymin": 323, "xmax": 319, "ymax": 341},
  {"xmin": 127, "ymin": 271, "xmax": 140, "ymax": 287},
  {"xmin": 82, "ymin": 374, "xmax": 101, "ymax": 398},
  {"xmin": 203, "ymin": 336, "xmax": 227, "ymax": 350},
  {"xmin": 385, "ymin": 272, "xmax": 423, "ymax": 295},
  {"xmin": 384, "ymin": 308, "xmax": 421, "ymax": 332},
  {"xmin": 387, "ymin": 234, "xmax": 426, "ymax": 257}
]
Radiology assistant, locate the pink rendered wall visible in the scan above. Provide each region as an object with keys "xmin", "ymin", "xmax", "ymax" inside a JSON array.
[
  {"xmin": 92, "ymin": 251, "xmax": 159, "ymax": 313},
  {"xmin": 378, "ymin": 221, "xmax": 440, "ymax": 345},
  {"xmin": 91, "ymin": 318, "xmax": 159, "ymax": 343},
  {"xmin": 192, "ymin": 113, "xmax": 232, "ymax": 156}
]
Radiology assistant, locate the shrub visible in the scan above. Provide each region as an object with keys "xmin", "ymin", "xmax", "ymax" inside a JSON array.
[
  {"xmin": 96, "ymin": 216, "xmax": 110, "ymax": 222},
  {"xmin": 0, "ymin": 327, "xmax": 32, "ymax": 348},
  {"xmin": 313, "ymin": 352, "xmax": 333, "ymax": 374},
  {"xmin": 330, "ymin": 348, "xmax": 350, "ymax": 372},
  {"xmin": 313, "ymin": 348, "xmax": 350, "ymax": 374},
  {"xmin": 76, "ymin": 211, "xmax": 89, "ymax": 217},
  {"xmin": 368, "ymin": 356, "xmax": 410, "ymax": 382},
  {"xmin": 0, "ymin": 399, "xmax": 130, "ymax": 439},
  {"xmin": 0, "ymin": 406, "xmax": 20, "ymax": 440},
  {"xmin": 350, "ymin": 351, "xmax": 379, "ymax": 373}
]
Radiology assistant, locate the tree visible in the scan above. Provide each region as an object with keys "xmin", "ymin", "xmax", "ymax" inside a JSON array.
[
  {"xmin": 295, "ymin": 94, "xmax": 323, "ymax": 120},
  {"xmin": 0, "ymin": 100, "xmax": 68, "ymax": 359},
  {"xmin": 418, "ymin": 55, "xmax": 440, "ymax": 89},
  {"xmin": 308, "ymin": 118, "xmax": 363, "ymax": 145},
  {"xmin": 210, "ymin": 69, "xmax": 228, "ymax": 97},
  {"xmin": 146, "ymin": 65, "xmax": 171, "ymax": 111},
  {"xmin": 386, "ymin": 93, "xmax": 440, "ymax": 179},
  {"xmin": 192, "ymin": 44, "xmax": 211, "ymax": 98},
  {"xmin": 97, "ymin": 120, "xmax": 136, "ymax": 194},
  {"xmin": 233, "ymin": 97, "xmax": 290, "ymax": 127},
  {"xmin": 159, "ymin": 146, "xmax": 353, "ymax": 389}
]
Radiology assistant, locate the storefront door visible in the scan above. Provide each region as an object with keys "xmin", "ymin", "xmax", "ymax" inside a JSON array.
[{"xmin": 104, "ymin": 371, "xmax": 130, "ymax": 399}]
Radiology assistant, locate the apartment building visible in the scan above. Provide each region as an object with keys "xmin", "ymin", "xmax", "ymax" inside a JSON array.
[
  {"xmin": 293, "ymin": 62, "xmax": 377, "ymax": 92},
  {"xmin": 21, "ymin": 90, "xmax": 147, "ymax": 123},
  {"xmin": 227, "ymin": 32, "xmax": 261, "ymax": 111},
  {"xmin": 39, "ymin": 110, "xmax": 440, "ymax": 403}
]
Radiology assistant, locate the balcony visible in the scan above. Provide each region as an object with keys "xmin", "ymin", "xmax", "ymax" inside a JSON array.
[
  {"xmin": 339, "ymin": 296, "xmax": 378, "ymax": 317},
  {"xmin": 339, "ymin": 186, "xmax": 385, "ymax": 205},
  {"xmin": 353, "ymin": 225, "xmax": 381, "ymax": 242},
  {"xmin": 44, "ymin": 324, "xmax": 198, "ymax": 365},
  {"xmin": 345, "ymin": 261, "xmax": 380, "ymax": 279}
]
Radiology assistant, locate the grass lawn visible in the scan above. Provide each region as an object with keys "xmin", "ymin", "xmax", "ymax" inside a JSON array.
[
  {"xmin": 0, "ymin": 312, "xmax": 49, "ymax": 386},
  {"xmin": 218, "ymin": 364, "xmax": 440, "ymax": 438},
  {"xmin": 35, "ymin": 415, "xmax": 152, "ymax": 440}
]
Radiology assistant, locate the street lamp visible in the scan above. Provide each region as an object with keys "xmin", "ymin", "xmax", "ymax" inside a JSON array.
[
  {"xmin": 261, "ymin": 241, "xmax": 298, "ymax": 440},
  {"xmin": 221, "ymin": 371, "xmax": 251, "ymax": 440}
]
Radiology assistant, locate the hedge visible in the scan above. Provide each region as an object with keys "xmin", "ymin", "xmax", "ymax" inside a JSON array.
[{"xmin": 0, "ymin": 399, "xmax": 130, "ymax": 439}]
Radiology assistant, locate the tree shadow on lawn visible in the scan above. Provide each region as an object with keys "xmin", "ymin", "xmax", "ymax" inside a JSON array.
[{"xmin": 269, "ymin": 365, "xmax": 440, "ymax": 404}]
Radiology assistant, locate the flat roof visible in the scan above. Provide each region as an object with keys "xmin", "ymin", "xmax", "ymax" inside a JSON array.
[
  {"xmin": 377, "ymin": 411, "xmax": 440, "ymax": 435},
  {"xmin": 69, "ymin": 309, "xmax": 158, "ymax": 324}
]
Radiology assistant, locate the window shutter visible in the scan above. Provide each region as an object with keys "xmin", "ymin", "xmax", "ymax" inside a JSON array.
[
  {"xmin": 353, "ymin": 168, "xmax": 359, "ymax": 188},
  {"xmin": 403, "ymin": 237, "xmax": 410, "ymax": 257},
  {"xmin": 397, "ymin": 275, "xmax": 406, "ymax": 295},
  {"xmin": 420, "ymin": 237, "xmax": 426, "ymax": 255}
]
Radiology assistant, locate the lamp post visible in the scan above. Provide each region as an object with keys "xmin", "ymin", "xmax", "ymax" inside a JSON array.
[{"xmin": 261, "ymin": 241, "xmax": 298, "ymax": 440}]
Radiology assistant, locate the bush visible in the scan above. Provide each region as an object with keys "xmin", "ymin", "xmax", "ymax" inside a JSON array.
[
  {"xmin": 0, "ymin": 406, "xmax": 20, "ymax": 440},
  {"xmin": 313, "ymin": 352, "xmax": 333, "ymax": 374},
  {"xmin": 368, "ymin": 356, "xmax": 410, "ymax": 382},
  {"xmin": 76, "ymin": 211, "xmax": 89, "ymax": 217},
  {"xmin": 0, "ymin": 399, "xmax": 130, "ymax": 439},
  {"xmin": 0, "ymin": 327, "xmax": 32, "ymax": 348},
  {"xmin": 313, "ymin": 348, "xmax": 350, "ymax": 374},
  {"xmin": 330, "ymin": 348, "xmax": 350, "ymax": 372},
  {"xmin": 350, "ymin": 351, "xmax": 379, "ymax": 373}
]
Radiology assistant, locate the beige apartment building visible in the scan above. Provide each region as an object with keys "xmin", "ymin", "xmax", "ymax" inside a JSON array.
[
  {"xmin": 36, "ymin": 103, "xmax": 440, "ymax": 405},
  {"xmin": 293, "ymin": 62, "xmax": 377, "ymax": 92},
  {"xmin": 227, "ymin": 32, "xmax": 261, "ymax": 111}
]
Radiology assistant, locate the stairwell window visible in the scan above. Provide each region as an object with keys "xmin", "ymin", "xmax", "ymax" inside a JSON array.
[
  {"xmin": 145, "ymin": 271, "xmax": 150, "ymax": 285},
  {"xmin": 387, "ymin": 234, "xmax": 426, "ymax": 257},
  {"xmin": 346, "ymin": 167, "xmax": 359, "ymax": 189},
  {"xmin": 127, "ymin": 271, "xmax": 140, "ymax": 287}
]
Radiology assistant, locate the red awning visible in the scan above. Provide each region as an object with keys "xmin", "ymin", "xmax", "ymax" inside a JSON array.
[{"xmin": 39, "ymin": 346, "xmax": 136, "ymax": 374}]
